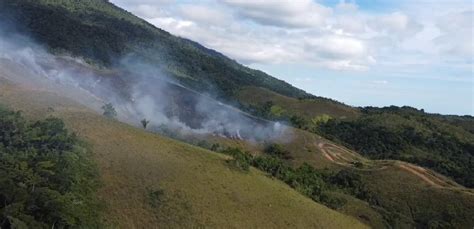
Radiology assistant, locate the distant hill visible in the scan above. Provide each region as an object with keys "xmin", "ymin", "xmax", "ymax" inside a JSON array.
[
  {"xmin": 0, "ymin": 0, "xmax": 313, "ymax": 101},
  {"xmin": 236, "ymin": 86, "xmax": 360, "ymax": 120},
  {"xmin": 318, "ymin": 106, "xmax": 474, "ymax": 188}
]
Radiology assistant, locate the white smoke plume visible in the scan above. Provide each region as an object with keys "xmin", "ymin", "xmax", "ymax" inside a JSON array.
[{"xmin": 0, "ymin": 24, "xmax": 290, "ymax": 143}]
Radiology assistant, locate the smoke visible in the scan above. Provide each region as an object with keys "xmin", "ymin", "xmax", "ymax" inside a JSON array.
[{"xmin": 0, "ymin": 23, "xmax": 290, "ymax": 143}]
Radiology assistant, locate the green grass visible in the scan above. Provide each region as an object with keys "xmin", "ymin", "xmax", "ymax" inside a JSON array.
[
  {"xmin": 0, "ymin": 81, "xmax": 368, "ymax": 228},
  {"xmin": 172, "ymin": 115, "xmax": 474, "ymax": 228},
  {"xmin": 237, "ymin": 86, "xmax": 360, "ymax": 120}
]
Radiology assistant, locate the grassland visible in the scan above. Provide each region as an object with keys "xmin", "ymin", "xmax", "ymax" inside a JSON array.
[
  {"xmin": 0, "ymin": 79, "xmax": 368, "ymax": 228},
  {"xmin": 185, "ymin": 118, "xmax": 474, "ymax": 228},
  {"xmin": 268, "ymin": 129, "xmax": 474, "ymax": 228},
  {"xmin": 237, "ymin": 86, "xmax": 360, "ymax": 120},
  {"xmin": 1, "ymin": 59, "xmax": 472, "ymax": 228}
]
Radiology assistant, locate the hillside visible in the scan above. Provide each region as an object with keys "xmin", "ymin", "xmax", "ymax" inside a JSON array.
[
  {"xmin": 236, "ymin": 85, "xmax": 474, "ymax": 189},
  {"xmin": 0, "ymin": 0, "xmax": 314, "ymax": 101},
  {"xmin": 318, "ymin": 106, "xmax": 474, "ymax": 188},
  {"xmin": 0, "ymin": 64, "xmax": 367, "ymax": 228},
  {"xmin": 236, "ymin": 86, "xmax": 360, "ymax": 120},
  {"xmin": 0, "ymin": 0, "xmax": 473, "ymax": 228},
  {"xmin": 170, "ymin": 118, "xmax": 474, "ymax": 228}
]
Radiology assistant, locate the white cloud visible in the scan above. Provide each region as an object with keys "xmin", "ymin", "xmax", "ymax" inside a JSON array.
[
  {"xmin": 305, "ymin": 35, "xmax": 367, "ymax": 59},
  {"xmin": 178, "ymin": 4, "xmax": 232, "ymax": 26},
  {"xmin": 372, "ymin": 80, "xmax": 389, "ymax": 85},
  {"xmin": 109, "ymin": 0, "xmax": 470, "ymax": 76},
  {"xmin": 335, "ymin": 1, "xmax": 358, "ymax": 13},
  {"xmin": 434, "ymin": 10, "xmax": 473, "ymax": 61},
  {"xmin": 369, "ymin": 12, "xmax": 423, "ymax": 40},
  {"xmin": 132, "ymin": 4, "xmax": 165, "ymax": 18},
  {"xmin": 222, "ymin": 0, "xmax": 331, "ymax": 28}
]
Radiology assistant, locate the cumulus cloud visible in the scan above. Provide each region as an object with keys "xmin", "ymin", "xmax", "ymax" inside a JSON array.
[
  {"xmin": 178, "ymin": 4, "xmax": 232, "ymax": 26},
  {"xmin": 305, "ymin": 35, "xmax": 367, "ymax": 59},
  {"xmin": 222, "ymin": 0, "xmax": 331, "ymax": 28},
  {"xmin": 434, "ymin": 10, "xmax": 473, "ymax": 61},
  {"xmin": 369, "ymin": 12, "xmax": 423, "ymax": 40},
  {"xmin": 109, "ymin": 0, "xmax": 469, "ymax": 75}
]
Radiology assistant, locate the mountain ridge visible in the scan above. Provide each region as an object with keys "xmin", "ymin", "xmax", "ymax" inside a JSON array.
[{"xmin": 0, "ymin": 0, "xmax": 317, "ymax": 102}]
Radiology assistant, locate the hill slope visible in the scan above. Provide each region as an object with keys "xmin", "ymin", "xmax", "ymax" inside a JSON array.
[
  {"xmin": 318, "ymin": 106, "xmax": 474, "ymax": 188},
  {"xmin": 0, "ymin": 61, "xmax": 368, "ymax": 228},
  {"xmin": 0, "ymin": 0, "xmax": 315, "ymax": 101},
  {"xmin": 237, "ymin": 86, "xmax": 360, "ymax": 120}
]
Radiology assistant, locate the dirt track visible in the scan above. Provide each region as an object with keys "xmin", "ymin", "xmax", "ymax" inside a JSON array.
[{"xmin": 315, "ymin": 140, "xmax": 468, "ymax": 190}]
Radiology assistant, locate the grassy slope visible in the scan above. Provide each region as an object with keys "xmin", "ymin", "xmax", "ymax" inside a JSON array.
[
  {"xmin": 200, "ymin": 123, "xmax": 474, "ymax": 228},
  {"xmin": 0, "ymin": 82, "xmax": 367, "ymax": 228},
  {"xmin": 274, "ymin": 129, "xmax": 474, "ymax": 228},
  {"xmin": 318, "ymin": 108, "xmax": 474, "ymax": 188},
  {"xmin": 237, "ymin": 86, "xmax": 360, "ymax": 119}
]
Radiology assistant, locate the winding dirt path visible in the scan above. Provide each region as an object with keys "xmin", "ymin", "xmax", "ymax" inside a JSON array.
[
  {"xmin": 314, "ymin": 140, "xmax": 468, "ymax": 191},
  {"xmin": 395, "ymin": 162, "xmax": 460, "ymax": 188}
]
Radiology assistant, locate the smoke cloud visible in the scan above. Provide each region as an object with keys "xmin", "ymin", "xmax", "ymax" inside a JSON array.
[{"xmin": 0, "ymin": 23, "xmax": 290, "ymax": 143}]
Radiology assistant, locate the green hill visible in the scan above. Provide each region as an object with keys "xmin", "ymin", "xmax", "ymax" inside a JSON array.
[
  {"xmin": 318, "ymin": 106, "xmax": 474, "ymax": 188},
  {"xmin": 236, "ymin": 86, "xmax": 360, "ymax": 120},
  {"xmin": 236, "ymin": 85, "xmax": 474, "ymax": 189},
  {"xmin": 0, "ymin": 76, "xmax": 367, "ymax": 228},
  {"xmin": 0, "ymin": 0, "xmax": 313, "ymax": 101},
  {"xmin": 1, "ymin": 0, "xmax": 473, "ymax": 228}
]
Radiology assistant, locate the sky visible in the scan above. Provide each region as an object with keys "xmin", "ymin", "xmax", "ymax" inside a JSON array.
[{"xmin": 110, "ymin": 0, "xmax": 473, "ymax": 115}]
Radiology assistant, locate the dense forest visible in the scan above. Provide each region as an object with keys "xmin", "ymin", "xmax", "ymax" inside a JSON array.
[{"xmin": 0, "ymin": 106, "xmax": 101, "ymax": 228}]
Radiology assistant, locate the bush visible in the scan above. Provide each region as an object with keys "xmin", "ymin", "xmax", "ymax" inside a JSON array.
[
  {"xmin": 290, "ymin": 115, "xmax": 308, "ymax": 129},
  {"xmin": 217, "ymin": 147, "xmax": 380, "ymax": 211},
  {"xmin": 264, "ymin": 143, "xmax": 292, "ymax": 159},
  {"xmin": 221, "ymin": 148, "xmax": 252, "ymax": 171},
  {"xmin": 330, "ymin": 170, "xmax": 374, "ymax": 203},
  {"xmin": 147, "ymin": 188, "xmax": 164, "ymax": 208},
  {"xmin": 320, "ymin": 193, "xmax": 347, "ymax": 210},
  {"xmin": 0, "ymin": 107, "xmax": 101, "ymax": 228},
  {"xmin": 101, "ymin": 103, "xmax": 117, "ymax": 118}
]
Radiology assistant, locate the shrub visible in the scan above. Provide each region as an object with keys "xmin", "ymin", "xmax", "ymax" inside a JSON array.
[
  {"xmin": 290, "ymin": 115, "xmax": 308, "ymax": 129},
  {"xmin": 221, "ymin": 148, "xmax": 252, "ymax": 171},
  {"xmin": 0, "ymin": 107, "xmax": 101, "ymax": 228},
  {"xmin": 147, "ymin": 188, "xmax": 164, "ymax": 208},
  {"xmin": 141, "ymin": 118, "xmax": 150, "ymax": 129},
  {"xmin": 101, "ymin": 103, "xmax": 117, "ymax": 118},
  {"xmin": 264, "ymin": 143, "xmax": 292, "ymax": 159}
]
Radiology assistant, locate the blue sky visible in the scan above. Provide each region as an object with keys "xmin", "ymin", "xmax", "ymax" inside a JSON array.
[{"xmin": 111, "ymin": 0, "xmax": 473, "ymax": 115}]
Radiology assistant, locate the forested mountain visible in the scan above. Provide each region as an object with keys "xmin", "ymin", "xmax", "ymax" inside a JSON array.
[{"xmin": 0, "ymin": 0, "xmax": 314, "ymax": 101}]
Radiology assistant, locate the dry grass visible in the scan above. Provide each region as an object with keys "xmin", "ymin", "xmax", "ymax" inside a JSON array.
[
  {"xmin": 0, "ymin": 82, "xmax": 368, "ymax": 228},
  {"xmin": 237, "ymin": 86, "xmax": 360, "ymax": 119}
]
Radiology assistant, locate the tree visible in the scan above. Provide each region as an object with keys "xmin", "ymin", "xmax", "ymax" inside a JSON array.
[
  {"xmin": 290, "ymin": 115, "xmax": 307, "ymax": 129},
  {"xmin": 141, "ymin": 118, "xmax": 150, "ymax": 129},
  {"xmin": 102, "ymin": 103, "xmax": 117, "ymax": 118},
  {"xmin": 311, "ymin": 114, "xmax": 332, "ymax": 126},
  {"xmin": 270, "ymin": 105, "xmax": 286, "ymax": 118},
  {"xmin": 0, "ymin": 107, "xmax": 101, "ymax": 228},
  {"xmin": 264, "ymin": 143, "xmax": 292, "ymax": 159}
]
